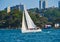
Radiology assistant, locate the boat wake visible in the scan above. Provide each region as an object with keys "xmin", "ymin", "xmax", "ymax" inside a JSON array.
[{"xmin": 42, "ymin": 31, "xmax": 51, "ymax": 33}]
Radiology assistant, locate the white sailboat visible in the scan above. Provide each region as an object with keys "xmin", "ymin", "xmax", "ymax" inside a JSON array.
[{"xmin": 21, "ymin": 6, "xmax": 42, "ymax": 33}]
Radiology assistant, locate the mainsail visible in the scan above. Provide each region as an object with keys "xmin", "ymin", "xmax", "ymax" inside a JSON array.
[{"xmin": 24, "ymin": 6, "xmax": 36, "ymax": 29}]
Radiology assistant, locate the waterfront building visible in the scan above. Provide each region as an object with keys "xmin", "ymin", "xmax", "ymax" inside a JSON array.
[
  {"xmin": 55, "ymin": 23, "xmax": 60, "ymax": 28},
  {"xmin": 45, "ymin": 25, "xmax": 52, "ymax": 28}
]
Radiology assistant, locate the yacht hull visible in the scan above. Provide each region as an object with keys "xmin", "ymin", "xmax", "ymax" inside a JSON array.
[{"xmin": 21, "ymin": 28, "xmax": 42, "ymax": 33}]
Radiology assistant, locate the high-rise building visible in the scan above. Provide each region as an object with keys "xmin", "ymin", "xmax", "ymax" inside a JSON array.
[
  {"xmin": 45, "ymin": 0, "xmax": 48, "ymax": 8},
  {"xmin": 10, "ymin": 5, "xmax": 20, "ymax": 10},
  {"xmin": 39, "ymin": 0, "xmax": 48, "ymax": 10},
  {"xmin": 10, "ymin": 4, "xmax": 24, "ymax": 11},
  {"xmin": 42, "ymin": 1, "xmax": 46, "ymax": 9},
  {"xmin": 58, "ymin": 1, "xmax": 60, "ymax": 8},
  {"xmin": 19, "ymin": 4, "xmax": 24, "ymax": 11},
  {"xmin": 39, "ymin": 0, "xmax": 42, "ymax": 10},
  {"xmin": 7, "ymin": 6, "xmax": 10, "ymax": 13}
]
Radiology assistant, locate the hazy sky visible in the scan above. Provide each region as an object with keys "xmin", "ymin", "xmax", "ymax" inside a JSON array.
[{"xmin": 0, "ymin": 0, "xmax": 59, "ymax": 10}]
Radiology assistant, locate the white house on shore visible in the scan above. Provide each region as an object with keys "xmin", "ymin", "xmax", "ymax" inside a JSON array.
[
  {"xmin": 54, "ymin": 23, "xmax": 60, "ymax": 28},
  {"xmin": 45, "ymin": 24, "xmax": 52, "ymax": 28}
]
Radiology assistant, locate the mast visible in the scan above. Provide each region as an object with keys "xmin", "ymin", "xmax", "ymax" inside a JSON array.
[{"xmin": 21, "ymin": 11, "xmax": 27, "ymax": 32}]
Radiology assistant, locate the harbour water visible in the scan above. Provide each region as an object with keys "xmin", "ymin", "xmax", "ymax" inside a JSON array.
[{"xmin": 0, "ymin": 28, "xmax": 60, "ymax": 42}]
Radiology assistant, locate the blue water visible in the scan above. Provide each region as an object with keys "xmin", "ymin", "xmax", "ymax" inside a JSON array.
[{"xmin": 0, "ymin": 29, "xmax": 60, "ymax": 42}]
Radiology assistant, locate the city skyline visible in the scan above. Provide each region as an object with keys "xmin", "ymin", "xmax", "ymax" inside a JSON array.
[
  {"xmin": 5, "ymin": 4, "xmax": 24, "ymax": 13},
  {"xmin": 0, "ymin": 0, "xmax": 59, "ymax": 10}
]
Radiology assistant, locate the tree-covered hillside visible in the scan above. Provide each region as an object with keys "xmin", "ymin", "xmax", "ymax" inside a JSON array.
[
  {"xmin": 44, "ymin": 8, "xmax": 60, "ymax": 23},
  {"xmin": 0, "ymin": 8, "xmax": 60, "ymax": 28}
]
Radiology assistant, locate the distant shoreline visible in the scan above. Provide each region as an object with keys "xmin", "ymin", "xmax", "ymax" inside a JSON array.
[{"xmin": 0, "ymin": 27, "xmax": 60, "ymax": 30}]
